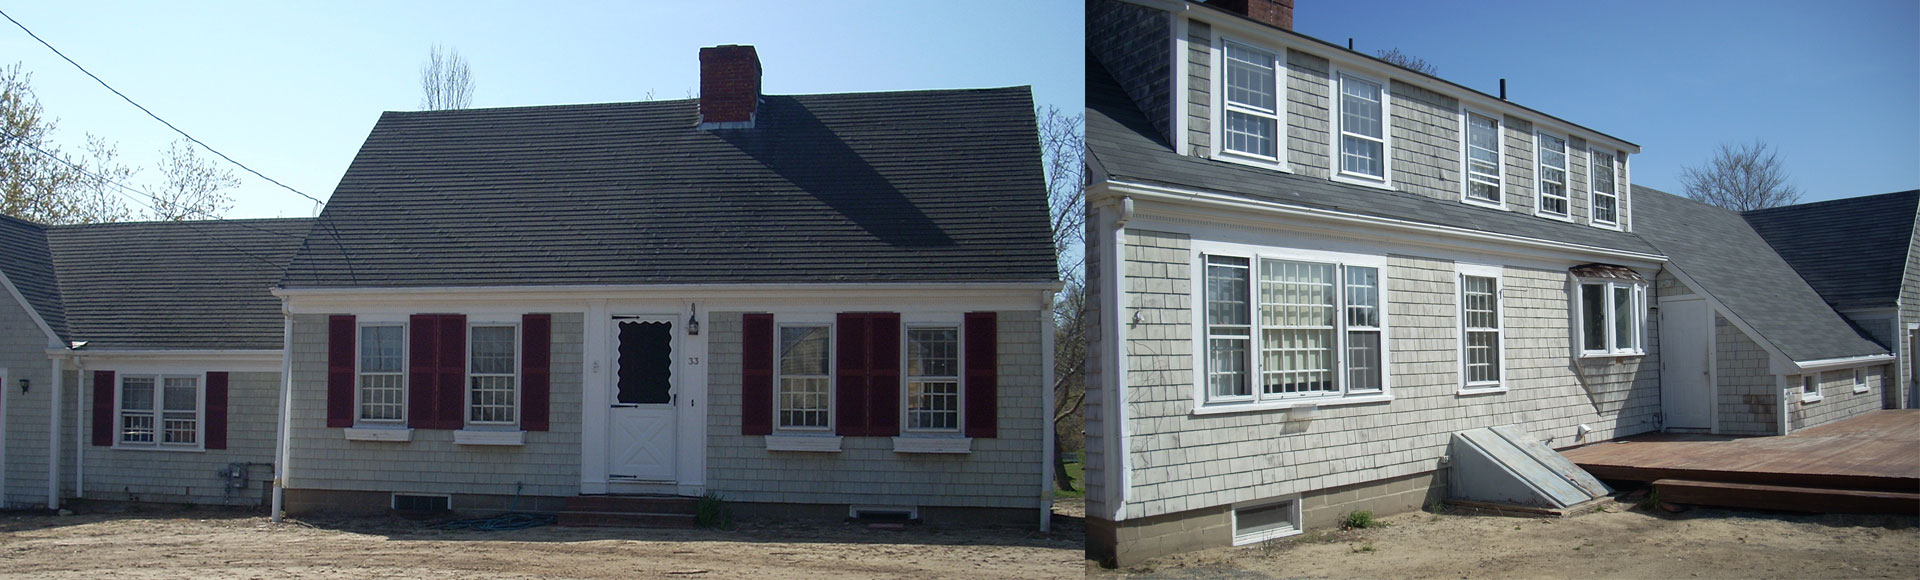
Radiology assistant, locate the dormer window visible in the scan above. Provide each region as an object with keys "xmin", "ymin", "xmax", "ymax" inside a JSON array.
[
  {"xmin": 1590, "ymin": 149, "xmax": 1620, "ymax": 228},
  {"xmin": 1219, "ymin": 41, "xmax": 1284, "ymax": 166},
  {"xmin": 1463, "ymin": 112, "xmax": 1503, "ymax": 207},
  {"xmin": 1334, "ymin": 72, "xmax": 1389, "ymax": 184},
  {"xmin": 1536, "ymin": 132, "xmax": 1570, "ymax": 219}
]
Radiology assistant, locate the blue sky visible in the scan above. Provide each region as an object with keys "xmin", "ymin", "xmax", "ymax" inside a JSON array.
[
  {"xmin": 0, "ymin": 1, "xmax": 1084, "ymax": 219},
  {"xmin": 1296, "ymin": 0, "xmax": 1919, "ymax": 202}
]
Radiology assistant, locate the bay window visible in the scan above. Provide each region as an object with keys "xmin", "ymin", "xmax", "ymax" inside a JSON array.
[
  {"xmin": 1202, "ymin": 251, "xmax": 1387, "ymax": 408},
  {"xmin": 1577, "ymin": 279, "xmax": 1646, "ymax": 356}
]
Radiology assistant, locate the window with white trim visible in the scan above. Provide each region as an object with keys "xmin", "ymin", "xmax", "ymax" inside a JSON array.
[
  {"xmin": 1202, "ymin": 253, "xmax": 1387, "ymax": 407},
  {"xmin": 468, "ymin": 324, "xmax": 518, "ymax": 425},
  {"xmin": 1464, "ymin": 112, "xmax": 1503, "ymax": 205},
  {"xmin": 1802, "ymin": 375, "xmax": 1820, "ymax": 401},
  {"xmin": 1590, "ymin": 149, "xmax": 1619, "ymax": 226},
  {"xmin": 778, "ymin": 324, "xmax": 832, "ymax": 430},
  {"xmin": 1537, "ymin": 133, "xmax": 1569, "ymax": 218},
  {"xmin": 358, "ymin": 324, "xmax": 405, "ymax": 423},
  {"xmin": 1337, "ymin": 73, "xmax": 1387, "ymax": 181},
  {"xmin": 1221, "ymin": 42, "xmax": 1282, "ymax": 162},
  {"xmin": 1853, "ymin": 368, "xmax": 1869, "ymax": 393},
  {"xmin": 1461, "ymin": 275, "xmax": 1502, "ymax": 389},
  {"xmin": 1577, "ymin": 280, "xmax": 1646, "ymax": 356},
  {"xmin": 119, "ymin": 374, "xmax": 199, "ymax": 447},
  {"xmin": 905, "ymin": 326, "xmax": 961, "ymax": 432}
]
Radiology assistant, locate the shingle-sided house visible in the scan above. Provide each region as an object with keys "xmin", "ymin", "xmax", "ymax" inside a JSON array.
[
  {"xmin": 1744, "ymin": 190, "xmax": 1920, "ymax": 410},
  {"xmin": 0, "ymin": 215, "xmax": 308, "ymax": 509},
  {"xmin": 1083, "ymin": 0, "xmax": 1894, "ymax": 564},
  {"xmin": 270, "ymin": 45, "xmax": 1060, "ymax": 526}
]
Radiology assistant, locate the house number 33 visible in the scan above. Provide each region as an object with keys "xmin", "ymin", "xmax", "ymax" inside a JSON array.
[{"xmin": 688, "ymin": 356, "xmax": 700, "ymax": 366}]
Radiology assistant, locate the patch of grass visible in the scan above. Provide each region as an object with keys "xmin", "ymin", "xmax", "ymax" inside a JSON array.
[
  {"xmin": 1055, "ymin": 460, "xmax": 1086, "ymax": 499},
  {"xmin": 1636, "ymin": 490, "xmax": 1661, "ymax": 511},
  {"xmin": 696, "ymin": 492, "xmax": 733, "ymax": 530},
  {"xmin": 1342, "ymin": 510, "xmax": 1382, "ymax": 530}
]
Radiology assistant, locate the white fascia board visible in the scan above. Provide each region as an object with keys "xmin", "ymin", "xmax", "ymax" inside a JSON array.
[
  {"xmin": 59, "ymin": 349, "xmax": 283, "ymax": 372},
  {"xmin": 1789, "ymin": 354, "xmax": 1897, "ymax": 373},
  {"xmin": 277, "ymin": 282, "xmax": 1061, "ymax": 313},
  {"xmin": 1098, "ymin": 180, "xmax": 1667, "ymax": 267},
  {"xmin": 1121, "ymin": 0, "xmax": 1641, "ymax": 155},
  {"xmin": 0, "ymin": 270, "xmax": 62, "ymax": 348}
]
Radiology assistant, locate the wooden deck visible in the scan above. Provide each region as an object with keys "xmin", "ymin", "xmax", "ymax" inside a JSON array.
[{"xmin": 1561, "ymin": 410, "xmax": 1920, "ymax": 508}]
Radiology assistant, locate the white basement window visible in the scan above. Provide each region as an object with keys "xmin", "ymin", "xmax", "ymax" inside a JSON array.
[
  {"xmin": 1536, "ymin": 132, "xmax": 1570, "ymax": 219},
  {"xmin": 1590, "ymin": 149, "xmax": 1620, "ymax": 228},
  {"xmin": 1219, "ymin": 41, "xmax": 1283, "ymax": 166},
  {"xmin": 1335, "ymin": 71, "xmax": 1389, "ymax": 185},
  {"xmin": 1200, "ymin": 251, "xmax": 1389, "ymax": 411},
  {"xmin": 1232, "ymin": 498, "xmax": 1302, "ymax": 545},
  {"xmin": 1463, "ymin": 112, "xmax": 1503, "ymax": 207},
  {"xmin": 1577, "ymin": 279, "xmax": 1646, "ymax": 357},
  {"xmin": 118, "ymin": 374, "xmax": 201, "ymax": 449}
]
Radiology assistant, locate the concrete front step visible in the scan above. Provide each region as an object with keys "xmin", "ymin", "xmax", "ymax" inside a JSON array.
[{"xmin": 1654, "ymin": 478, "xmax": 1920, "ymax": 515}]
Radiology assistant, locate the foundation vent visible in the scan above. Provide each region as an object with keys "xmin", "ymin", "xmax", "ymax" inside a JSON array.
[{"xmin": 392, "ymin": 493, "xmax": 451, "ymax": 513}]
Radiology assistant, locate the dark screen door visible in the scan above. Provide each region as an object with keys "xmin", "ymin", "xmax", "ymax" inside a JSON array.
[{"xmin": 616, "ymin": 320, "xmax": 674, "ymax": 405}]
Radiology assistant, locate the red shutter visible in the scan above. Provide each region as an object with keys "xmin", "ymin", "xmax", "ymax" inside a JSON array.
[
  {"xmin": 835, "ymin": 313, "xmax": 870, "ymax": 436},
  {"xmin": 867, "ymin": 313, "xmax": 902, "ymax": 437},
  {"xmin": 964, "ymin": 312, "xmax": 998, "ymax": 438},
  {"xmin": 327, "ymin": 315, "xmax": 356, "ymax": 428},
  {"xmin": 521, "ymin": 314, "xmax": 552, "ymax": 432},
  {"xmin": 407, "ymin": 314, "xmax": 440, "ymax": 429},
  {"xmin": 91, "ymin": 370, "xmax": 115, "ymax": 446},
  {"xmin": 741, "ymin": 313, "xmax": 775, "ymax": 435},
  {"xmin": 205, "ymin": 371, "xmax": 229, "ymax": 450},
  {"xmin": 437, "ymin": 314, "xmax": 467, "ymax": 429}
]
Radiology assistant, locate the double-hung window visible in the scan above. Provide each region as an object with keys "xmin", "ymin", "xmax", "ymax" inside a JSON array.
[
  {"xmin": 358, "ymin": 324, "xmax": 406, "ymax": 423},
  {"xmin": 1460, "ymin": 273, "xmax": 1503, "ymax": 391},
  {"xmin": 1577, "ymin": 280, "xmax": 1646, "ymax": 356},
  {"xmin": 1463, "ymin": 112, "xmax": 1503, "ymax": 206},
  {"xmin": 1336, "ymin": 73, "xmax": 1388, "ymax": 182},
  {"xmin": 1221, "ymin": 42, "xmax": 1282, "ymax": 163},
  {"xmin": 1536, "ymin": 132, "xmax": 1570, "ymax": 218},
  {"xmin": 905, "ymin": 327, "xmax": 961, "ymax": 432},
  {"xmin": 777, "ymin": 325, "xmax": 833, "ymax": 430},
  {"xmin": 468, "ymin": 324, "xmax": 519, "ymax": 425},
  {"xmin": 1202, "ymin": 251, "xmax": 1386, "ymax": 408},
  {"xmin": 1590, "ymin": 149, "xmax": 1619, "ymax": 227},
  {"xmin": 119, "ymin": 374, "xmax": 200, "ymax": 448},
  {"xmin": 1853, "ymin": 368, "xmax": 1870, "ymax": 393}
]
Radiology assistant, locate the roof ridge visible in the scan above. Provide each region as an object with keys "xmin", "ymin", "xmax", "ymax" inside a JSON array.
[
  {"xmin": 46, "ymin": 216, "xmax": 315, "ymax": 231},
  {"xmin": 1743, "ymin": 189, "xmax": 1920, "ymax": 216},
  {"xmin": 381, "ymin": 86, "xmax": 1034, "ymax": 117}
]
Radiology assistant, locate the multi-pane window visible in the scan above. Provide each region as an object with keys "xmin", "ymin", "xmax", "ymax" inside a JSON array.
[
  {"xmin": 1202, "ymin": 253, "xmax": 1387, "ymax": 406},
  {"xmin": 1260, "ymin": 260, "xmax": 1337, "ymax": 397},
  {"xmin": 1464, "ymin": 113, "xmax": 1502, "ymax": 204},
  {"xmin": 1345, "ymin": 267, "xmax": 1383, "ymax": 392},
  {"xmin": 1590, "ymin": 149, "xmax": 1618, "ymax": 225},
  {"xmin": 1337, "ymin": 74, "xmax": 1386, "ymax": 180},
  {"xmin": 1222, "ymin": 42, "xmax": 1280, "ymax": 160},
  {"xmin": 1206, "ymin": 256, "xmax": 1253, "ymax": 401},
  {"xmin": 468, "ymin": 325, "xmax": 518, "ymax": 425},
  {"xmin": 1537, "ymin": 133, "xmax": 1569, "ymax": 217},
  {"xmin": 1461, "ymin": 275, "xmax": 1502, "ymax": 387},
  {"xmin": 1579, "ymin": 280, "xmax": 1645, "ymax": 355},
  {"xmin": 359, "ymin": 325, "xmax": 405, "ymax": 422},
  {"xmin": 119, "ymin": 374, "xmax": 198, "ymax": 447},
  {"xmin": 778, "ymin": 325, "xmax": 832, "ymax": 429},
  {"xmin": 906, "ymin": 327, "xmax": 961, "ymax": 432}
]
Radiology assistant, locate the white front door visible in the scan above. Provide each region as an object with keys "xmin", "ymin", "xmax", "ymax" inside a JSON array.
[
  {"xmin": 1659, "ymin": 298, "xmax": 1712, "ymax": 430},
  {"xmin": 606, "ymin": 316, "xmax": 678, "ymax": 481}
]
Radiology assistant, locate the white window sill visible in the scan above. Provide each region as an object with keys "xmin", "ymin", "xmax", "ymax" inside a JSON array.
[
  {"xmin": 1853, "ymin": 386, "xmax": 1871, "ymax": 394},
  {"xmin": 454, "ymin": 429, "xmax": 525, "ymax": 446},
  {"xmin": 1332, "ymin": 172, "xmax": 1393, "ymax": 191},
  {"xmin": 1800, "ymin": 393, "xmax": 1823, "ymax": 404},
  {"xmin": 1459, "ymin": 384, "xmax": 1508, "ymax": 396},
  {"xmin": 110, "ymin": 444, "xmax": 205, "ymax": 453},
  {"xmin": 1232, "ymin": 526, "xmax": 1302, "ymax": 546},
  {"xmin": 1461, "ymin": 196, "xmax": 1505, "ymax": 210},
  {"xmin": 344, "ymin": 427, "xmax": 412, "ymax": 442},
  {"xmin": 1535, "ymin": 209, "xmax": 1576, "ymax": 222},
  {"xmin": 1578, "ymin": 351, "xmax": 1646, "ymax": 360},
  {"xmin": 766, "ymin": 434, "xmax": 842, "ymax": 452},
  {"xmin": 1589, "ymin": 220, "xmax": 1623, "ymax": 231},
  {"xmin": 892, "ymin": 436, "xmax": 972, "ymax": 454},
  {"xmin": 1212, "ymin": 150, "xmax": 1290, "ymax": 173},
  {"xmin": 1193, "ymin": 393, "xmax": 1392, "ymax": 416}
]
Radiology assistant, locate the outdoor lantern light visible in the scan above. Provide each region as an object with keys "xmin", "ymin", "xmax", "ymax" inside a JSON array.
[
  {"xmin": 688, "ymin": 304, "xmax": 701, "ymax": 336},
  {"xmin": 18, "ymin": 378, "xmax": 28, "ymax": 393}
]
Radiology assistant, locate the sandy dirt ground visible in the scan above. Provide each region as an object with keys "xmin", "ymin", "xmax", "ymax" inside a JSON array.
[
  {"xmin": 0, "ymin": 500, "xmax": 1085, "ymax": 580},
  {"xmin": 1094, "ymin": 499, "xmax": 1920, "ymax": 580}
]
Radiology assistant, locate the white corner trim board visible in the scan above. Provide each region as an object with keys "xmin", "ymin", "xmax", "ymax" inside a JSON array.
[
  {"xmin": 453, "ymin": 429, "xmax": 525, "ymax": 446},
  {"xmin": 765, "ymin": 434, "xmax": 843, "ymax": 452},
  {"xmin": 891, "ymin": 436, "xmax": 972, "ymax": 454}
]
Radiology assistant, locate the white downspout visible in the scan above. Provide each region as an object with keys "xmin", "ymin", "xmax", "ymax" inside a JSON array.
[
  {"xmin": 1106, "ymin": 197, "xmax": 1133, "ymax": 522},
  {"xmin": 72, "ymin": 356, "xmax": 83, "ymax": 499},
  {"xmin": 45, "ymin": 351, "xmax": 63, "ymax": 510},
  {"xmin": 271, "ymin": 307, "xmax": 293, "ymax": 522},
  {"xmin": 1039, "ymin": 289, "xmax": 1057, "ymax": 533}
]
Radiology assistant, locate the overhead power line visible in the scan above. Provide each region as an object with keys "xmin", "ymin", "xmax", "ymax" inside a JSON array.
[{"xmin": 0, "ymin": 7, "xmax": 326, "ymax": 208}]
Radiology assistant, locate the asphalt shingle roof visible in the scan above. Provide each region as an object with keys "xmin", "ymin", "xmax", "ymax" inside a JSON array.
[
  {"xmin": 0, "ymin": 214, "xmax": 65, "ymax": 341},
  {"xmin": 1085, "ymin": 55, "xmax": 1659, "ymax": 258},
  {"xmin": 1742, "ymin": 190, "xmax": 1919, "ymax": 311},
  {"xmin": 45, "ymin": 218, "xmax": 311, "ymax": 350},
  {"xmin": 1632, "ymin": 186, "xmax": 1888, "ymax": 361},
  {"xmin": 281, "ymin": 88, "xmax": 1057, "ymax": 288}
]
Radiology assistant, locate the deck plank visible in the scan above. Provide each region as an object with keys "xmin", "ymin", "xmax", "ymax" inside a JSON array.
[{"xmin": 1561, "ymin": 410, "xmax": 1920, "ymax": 493}]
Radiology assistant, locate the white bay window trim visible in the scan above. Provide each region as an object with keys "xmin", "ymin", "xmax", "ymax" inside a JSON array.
[
  {"xmin": 1212, "ymin": 35, "xmax": 1289, "ymax": 171},
  {"xmin": 1459, "ymin": 108, "xmax": 1505, "ymax": 209},
  {"xmin": 1456, "ymin": 264, "xmax": 1507, "ymax": 395},
  {"xmin": 1331, "ymin": 68, "xmax": 1393, "ymax": 189},
  {"xmin": 1575, "ymin": 278, "xmax": 1648, "ymax": 357},
  {"xmin": 1191, "ymin": 242, "xmax": 1392, "ymax": 414},
  {"xmin": 1535, "ymin": 130, "xmax": 1572, "ymax": 221}
]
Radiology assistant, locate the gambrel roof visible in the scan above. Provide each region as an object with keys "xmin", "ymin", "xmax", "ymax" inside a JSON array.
[
  {"xmin": 1742, "ymin": 190, "xmax": 1920, "ymax": 311},
  {"xmin": 281, "ymin": 87, "xmax": 1057, "ymax": 288}
]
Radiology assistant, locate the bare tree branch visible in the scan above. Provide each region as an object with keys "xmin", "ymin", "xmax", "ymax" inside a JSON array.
[
  {"xmin": 146, "ymin": 138, "xmax": 237, "ymax": 221},
  {"xmin": 1679, "ymin": 140, "xmax": 1801, "ymax": 211},
  {"xmin": 420, "ymin": 44, "xmax": 475, "ymax": 111},
  {"xmin": 1375, "ymin": 47, "xmax": 1438, "ymax": 76},
  {"xmin": 0, "ymin": 62, "xmax": 131, "ymax": 224},
  {"xmin": 1038, "ymin": 105, "xmax": 1089, "ymax": 491}
]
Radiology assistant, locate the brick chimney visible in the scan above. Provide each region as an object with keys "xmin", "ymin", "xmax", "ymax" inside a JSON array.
[
  {"xmin": 1208, "ymin": 0, "xmax": 1293, "ymax": 30},
  {"xmin": 699, "ymin": 45, "xmax": 760, "ymax": 129}
]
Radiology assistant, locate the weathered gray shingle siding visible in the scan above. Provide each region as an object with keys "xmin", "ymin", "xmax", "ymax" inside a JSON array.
[
  {"xmin": 1285, "ymin": 49, "xmax": 1332, "ymax": 178},
  {"xmin": 1502, "ymin": 116, "xmax": 1536, "ymax": 214},
  {"xmin": 78, "ymin": 370, "xmax": 279, "ymax": 505},
  {"xmin": 285, "ymin": 313, "xmax": 585, "ymax": 498},
  {"xmin": 1715, "ymin": 315, "xmax": 1777, "ymax": 435},
  {"xmin": 704, "ymin": 311, "xmax": 1045, "ymax": 509},
  {"xmin": 1185, "ymin": 20, "xmax": 1212, "ymax": 157},
  {"xmin": 1567, "ymin": 137, "xmax": 1590, "ymax": 224},
  {"xmin": 1790, "ymin": 366, "xmax": 1889, "ymax": 431},
  {"xmin": 0, "ymin": 291, "xmax": 54, "ymax": 508},
  {"xmin": 1904, "ymin": 216, "xmax": 1920, "ymax": 408},
  {"xmin": 1386, "ymin": 81, "xmax": 1460, "ymax": 201},
  {"xmin": 1088, "ymin": 0, "xmax": 1172, "ymax": 146},
  {"xmin": 1085, "ymin": 209, "xmax": 1110, "ymax": 517}
]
